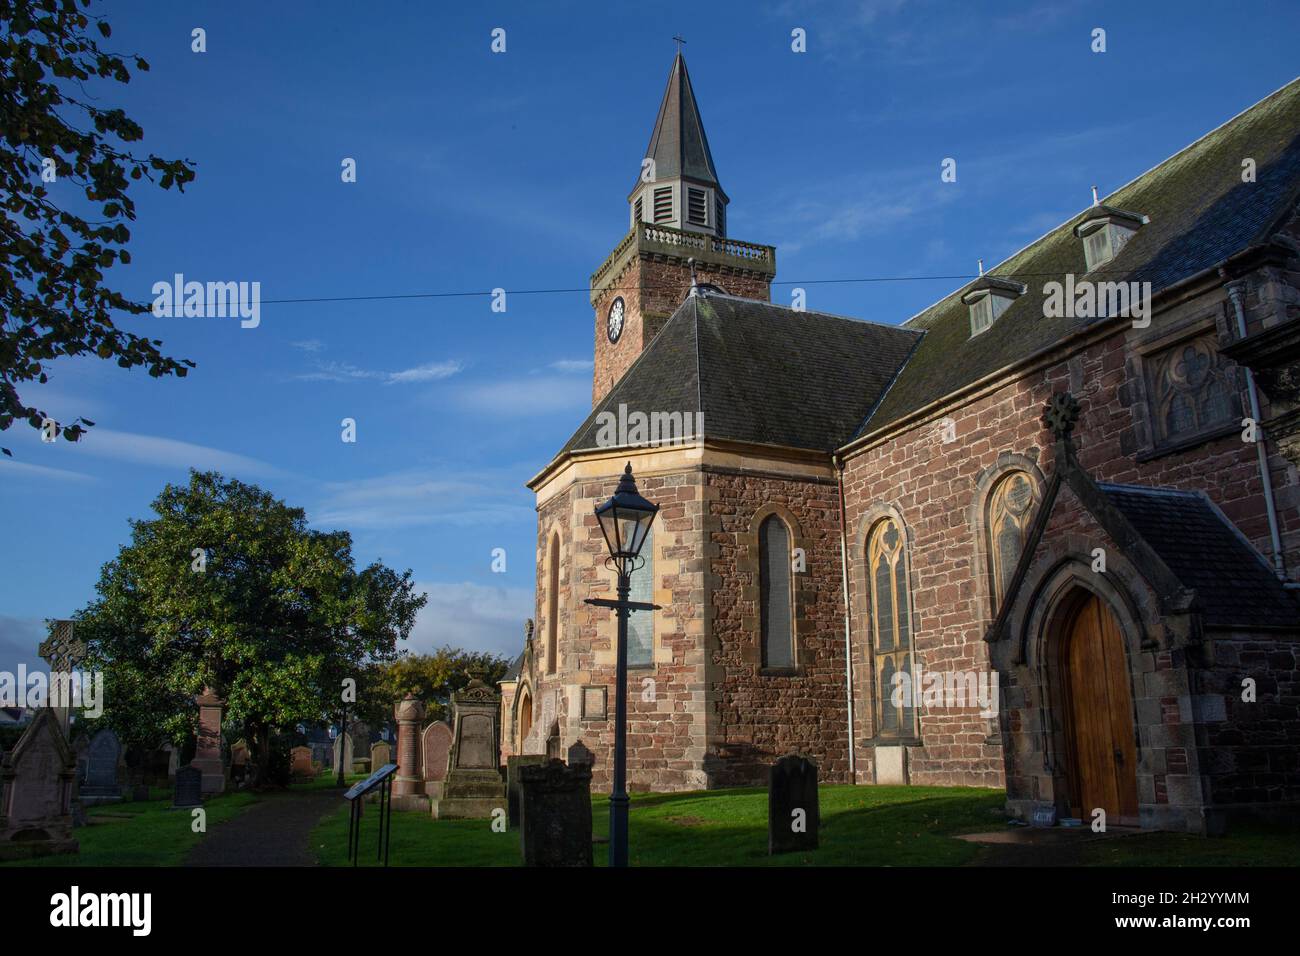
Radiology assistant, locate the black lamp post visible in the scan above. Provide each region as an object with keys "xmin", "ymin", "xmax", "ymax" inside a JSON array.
[{"xmin": 585, "ymin": 463, "xmax": 659, "ymax": 868}]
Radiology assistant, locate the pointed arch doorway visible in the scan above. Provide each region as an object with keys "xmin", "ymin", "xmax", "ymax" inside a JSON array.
[{"xmin": 1059, "ymin": 591, "xmax": 1139, "ymax": 825}]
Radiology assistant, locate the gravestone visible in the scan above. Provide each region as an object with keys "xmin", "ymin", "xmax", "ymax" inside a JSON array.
[
  {"xmin": 421, "ymin": 721, "xmax": 452, "ymax": 799},
  {"xmin": 519, "ymin": 758, "xmax": 593, "ymax": 867},
  {"xmin": 433, "ymin": 673, "xmax": 505, "ymax": 819},
  {"xmin": 290, "ymin": 746, "xmax": 314, "ymax": 778},
  {"xmin": 81, "ymin": 728, "xmax": 122, "ymax": 801},
  {"xmin": 0, "ymin": 709, "xmax": 78, "ymax": 860},
  {"xmin": 332, "ymin": 732, "xmax": 355, "ymax": 775},
  {"xmin": 370, "ymin": 741, "xmax": 391, "ymax": 772},
  {"xmin": 567, "ymin": 740, "xmax": 594, "ymax": 768},
  {"xmin": 192, "ymin": 688, "xmax": 226, "ymax": 795},
  {"xmin": 73, "ymin": 735, "xmax": 89, "ymax": 787},
  {"xmin": 173, "ymin": 765, "xmax": 202, "ymax": 808},
  {"xmin": 768, "ymin": 754, "xmax": 819, "ymax": 855},
  {"xmin": 506, "ymin": 755, "xmax": 549, "ymax": 828}
]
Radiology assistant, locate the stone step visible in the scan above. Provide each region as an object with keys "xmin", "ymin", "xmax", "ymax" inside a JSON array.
[{"xmin": 431, "ymin": 796, "xmax": 506, "ymax": 820}]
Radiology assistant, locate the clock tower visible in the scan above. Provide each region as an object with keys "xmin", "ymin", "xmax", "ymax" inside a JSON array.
[{"xmin": 589, "ymin": 53, "xmax": 777, "ymax": 406}]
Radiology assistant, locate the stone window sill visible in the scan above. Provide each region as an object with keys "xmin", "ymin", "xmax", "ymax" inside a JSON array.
[
  {"xmin": 760, "ymin": 666, "xmax": 803, "ymax": 678},
  {"xmin": 1135, "ymin": 422, "xmax": 1239, "ymax": 463}
]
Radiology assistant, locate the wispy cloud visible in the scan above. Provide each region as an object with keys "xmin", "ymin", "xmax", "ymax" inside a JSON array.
[
  {"xmin": 47, "ymin": 428, "xmax": 287, "ymax": 479},
  {"xmin": 547, "ymin": 359, "xmax": 593, "ymax": 373},
  {"xmin": 452, "ymin": 376, "xmax": 589, "ymax": 417},
  {"xmin": 296, "ymin": 359, "xmax": 463, "ymax": 386},
  {"xmin": 0, "ymin": 458, "xmax": 95, "ymax": 483},
  {"xmin": 290, "ymin": 338, "xmax": 325, "ymax": 352},
  {"xmin": 313, "ymin": 467, "xmax": 532, "ymax": 531}
]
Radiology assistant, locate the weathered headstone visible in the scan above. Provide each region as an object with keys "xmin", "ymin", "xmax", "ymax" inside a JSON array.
[
  {"xmin": 81, "ymin": 728, "xmax": 122, "ymax": 800},
  {"xmin": 290, "ymin": 746, "xmax": 314, "ymax": 778},
  {"xmin": 0, "ymin": 709, "xmax": 78, "ymax": 859},
  {"xmin": 192, "ymin": 688, "xmax": 226, "ymax": 795},
  {"xmin": 332, "ymin": 731, "xmax": 355, "ymax": 775},
  {"xmin": 173, "ymin": 765, "xmax": 202, "ymax": 808},
  {"xmin": 506, "ymin": 755, "xmax": 549, "ymax": 827},
  {"xmin": 567, "ymin": 740, "xmax": 594, "ymax": 768},
  {"xmin": 519, "ymin": 759, "xmax": 593, "ymax": 867},
  {"xmin": 768, "ymin": 754, "xmax": 819, "ymax": 855},
  {"xmin": 421, "ymin": 721, "xmax": 452, "ymax": 791},
  {"xmin": 370, "ymin": 741, "xmax": 391, "ymax": 772},
  {"xmin": 434, "ymin": 673, "xmax": 505, "ymax": 819}
]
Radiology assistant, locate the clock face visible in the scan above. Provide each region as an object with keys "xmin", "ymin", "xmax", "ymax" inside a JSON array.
[{"xmin": 607, "ymin": 297, "xmax": 625, "ymax": 343}]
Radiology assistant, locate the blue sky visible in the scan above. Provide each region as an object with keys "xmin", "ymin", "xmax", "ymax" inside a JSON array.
[{"xmin": 2, "ymin": 0, "xmax": 1298, "ymax": 671}]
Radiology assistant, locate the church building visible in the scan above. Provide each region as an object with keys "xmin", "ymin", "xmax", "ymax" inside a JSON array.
[{"xmin": 499, "ymin": 54, "xmax": 1300, "ymax": 833}]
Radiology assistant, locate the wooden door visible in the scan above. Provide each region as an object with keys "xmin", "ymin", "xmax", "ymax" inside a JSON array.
[{"xmin": 1063, "ymin": 594, "xmax": 1139, "ymax": 824}]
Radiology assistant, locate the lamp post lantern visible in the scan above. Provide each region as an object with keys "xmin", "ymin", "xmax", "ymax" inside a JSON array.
[{"xmin": 585, "ymin": 463, "xmax": 659, "ymax": 867}]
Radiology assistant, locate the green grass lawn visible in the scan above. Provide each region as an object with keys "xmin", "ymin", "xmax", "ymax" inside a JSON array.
[
  {"xmin": 312, "ymin": 784, "xmax": 1008, "ymax": 867},
  {"xmin": 1080, "ymin": 822, "xmax": 1300, "ymax": 867},
  {"xmin": 1, "ymin": 790, "xmax": 259, "ymax": 867}
]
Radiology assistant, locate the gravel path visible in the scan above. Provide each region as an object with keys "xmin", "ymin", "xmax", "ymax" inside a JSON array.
[{"xmin": 185, "ymin": 789, "xmax": 342, "ymax": 867}]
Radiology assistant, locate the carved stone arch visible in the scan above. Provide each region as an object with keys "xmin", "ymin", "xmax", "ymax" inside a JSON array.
[
  {"xmin": 741, "ymin": 502, "xmax": 808, "ymax": 671},
  {"xmin": 969, "ymin": 453, "xmax": 1047, "ymax": 626},
  {"xmin": 514, "ymin": 680, "xmax": 534, "ymax": 751}
]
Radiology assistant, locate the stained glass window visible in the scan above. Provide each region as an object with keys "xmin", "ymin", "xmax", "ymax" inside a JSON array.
[
  {"xmin": 987, "ymin": 472, "xmax": 1037, "ymax": 613},
  {"xmin": 1148, "ymin": 336, "xmax": 1241, "ymax": 446},
  {"xmin": 869, "ymin": 519, "xmax": 914, "ymax": 736}
]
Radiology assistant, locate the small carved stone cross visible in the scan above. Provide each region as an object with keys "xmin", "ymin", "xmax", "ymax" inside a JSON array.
[{"xmin": 1041, "ymin": 392, "xmax": 1081, "ymax": 441}]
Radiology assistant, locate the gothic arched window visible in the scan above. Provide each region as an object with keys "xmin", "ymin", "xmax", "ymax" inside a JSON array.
[
  {"xmin": 759, "ymin": 516, "xmax": 794, "ymax": 670},
  {"xmin": 987, "ymin": 471, "xmax": 1038, "ymax": 612},
  {"xmin": 628, "ymin": 527, "xmax": 654, "ymax": 667},
  {"xmin": 546, "ymin": 533, "xmax": 559, "ymax": 674},
  {"xmin": 869, "ymin": 518, "xmax": 914, "ymax": 736}
]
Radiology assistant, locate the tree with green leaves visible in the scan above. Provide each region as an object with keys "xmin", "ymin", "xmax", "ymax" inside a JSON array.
[
  {"xmin": 373, "ymin": 649, "xmax": 511, "ymax": 724},
  {"xmin": 74, "ymin": 470, "xmax": 427, "ymax": 786},
  {"xmin": 0, "ymin": 0, "xmax": 197, "ymax": 457}
]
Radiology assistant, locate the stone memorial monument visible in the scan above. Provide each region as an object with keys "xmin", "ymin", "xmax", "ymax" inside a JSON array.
[
  {"xmin": 370, "ymin": 741, "xmax": 391, "ymax": 771},
  {"xmin": 290, "ymin": 746, "xmax": 314, "ymax": 778},
  {"xmin": 768, "ymin": 753, "xmax": 819, "ymax": 855},
  {"xmin": 332, "ymin": 731, "xmax": 355, "ymax": 776},
  {"xmin": 0, "ymin": 709, "xmax": 79, "ymax": 860},
  {"xmin": 506, "ymin": 754, "xmax": 549, "ymax": 828},
  {"xmin": 192, "ymin": 688, "xmax": 226, "ymax": 795},
  {"xmin": 432, "ymin": 672, "xmax": 505, "ymax": 819},
  {"xmin": 519, "ymin": 758, "xmax": 593, "ymax": 867},
  {"xmin": 392, "ymin": 695, "xmax": 428, "ymax": 811}
]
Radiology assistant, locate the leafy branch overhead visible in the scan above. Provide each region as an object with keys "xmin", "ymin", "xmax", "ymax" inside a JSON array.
[{"xmin": 0, "ymin": 0, "xmax": 196, "ymax": 456}]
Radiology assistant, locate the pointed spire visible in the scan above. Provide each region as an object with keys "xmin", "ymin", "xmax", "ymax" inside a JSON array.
[{"xmin": 635, "ymin": 53, "xmax": 724, "ymax": 197}]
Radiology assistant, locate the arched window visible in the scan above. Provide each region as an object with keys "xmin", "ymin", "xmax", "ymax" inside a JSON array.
[
  {"xmin": 546, "ymin": 534, "xmax": 559, "ymax": 673},
  {"xmin": 986, "ymin": 471, "xmax": 1038, "ymax": 611},
  {"xmin": 869, "ymin": 518, "xmax": 914, "ymax": 736},
  {"xmin": 759, "ymin": 515, "xmax": 794, "ymax": 670},
  {"xmin": 627, "ymin": 527, "xmax": 654, "ymax": 667},
  {"xmin": 517, "ymin": 687, "xmax": 533, "ymax": 749}
]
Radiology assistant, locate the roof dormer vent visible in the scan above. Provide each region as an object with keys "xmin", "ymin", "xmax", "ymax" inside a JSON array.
[
  {"xmin": 1074, "ymin": 194, "xmax": 1148, "ymax": 272},
  {"xmin": 961, "ymin": 273, "xmax": 1026, "ymax": 338}
]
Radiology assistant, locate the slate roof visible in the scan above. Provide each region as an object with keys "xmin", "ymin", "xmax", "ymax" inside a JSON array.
[
  {"xmin": 560, "ymin": 292, "xmax": 921, "ymax": 455},
  {"xmin": 500, "ymin": 651, "xmax": 524, "ymax": 683},
  {"xmin": 633, "ymin": 53, "xmax": 723, "ymax": 195},
  {"xmin": 1098, "ymin": 483, "xmax": 1299, "ymax": 628},
  {"xmin": 857, "ymin": 76, "xmax": 1300, "ymax": 439}
]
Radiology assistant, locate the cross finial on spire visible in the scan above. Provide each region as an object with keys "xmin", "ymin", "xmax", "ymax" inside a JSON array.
[{"xmin": 672, "ymin": 35, "xmax": 686, "ymax": 53}]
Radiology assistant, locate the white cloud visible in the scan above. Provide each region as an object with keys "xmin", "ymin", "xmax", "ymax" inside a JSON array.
[
  {"xmin": 290, "ymin": 338, "xmax": 325, "ymax": 352},
  {"xmin": 296, "ymin": 359, "xmax": 463, "ymax": 386},
  {"xmin": 313, "ymin": 468, "xmax": 533, "ymax": 531},
  {"xmin": 49, "ymin": 428, "xmax": 287, "ymax": 478},
  {"xmin": 0, "ymin": 458, "xmax": 95, "ymax": 483},
  {"xmin": 406, "ymin": 581, "xmax": 533, "ymax": 658},
  {"xmin": 547, "ymin": 359, "xmax": 594, "ymax": 373},
  {"xmin": 452, "ymin": 376, "xmax": 589, "ymax": 417}
]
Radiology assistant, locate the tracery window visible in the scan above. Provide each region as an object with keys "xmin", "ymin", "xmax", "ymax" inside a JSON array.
[
  {"xmin": 868, "ymin": 518, "xmax": 914, "ymax": 737},
  {"xmin": 1147, "ymin": 336, "xmax": 1241, "ymax": 447},
  {"xmin": 987, "ymin": 472, "xmax": 1038, "ymax": 612}
]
